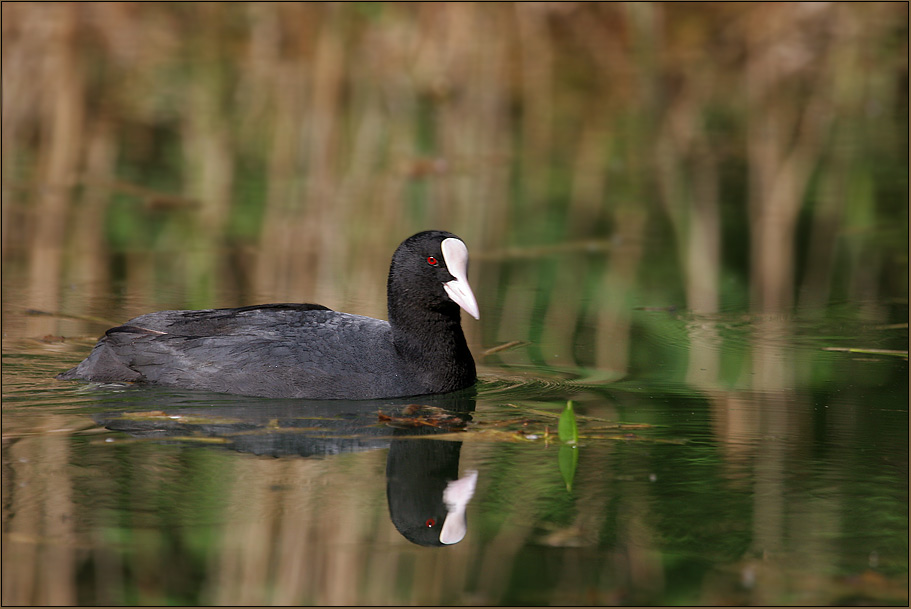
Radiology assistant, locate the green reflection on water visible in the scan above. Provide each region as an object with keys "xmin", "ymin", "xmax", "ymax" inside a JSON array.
[
  {"xmin": 2, "ymin": 325, "xmax": 907, "ymax": 605},
  {"xmin": 3, "ymin": 271, "xmax": 908, "ymax": 605}
]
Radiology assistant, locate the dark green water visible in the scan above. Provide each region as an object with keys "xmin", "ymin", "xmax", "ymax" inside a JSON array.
[{"xmin": 2, "ymin": 250, "xmax": 907, "ymax": 606}]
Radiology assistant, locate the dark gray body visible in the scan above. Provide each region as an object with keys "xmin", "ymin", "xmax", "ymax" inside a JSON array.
[{"xmin": 58, "ymin": 303, "xmax": 473, "ymax": 399}]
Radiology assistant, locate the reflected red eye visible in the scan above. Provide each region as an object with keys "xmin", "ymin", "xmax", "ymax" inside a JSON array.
[
  {"xmin": 425, "ymin": 518, "xmax": 436, "ymax": 528},
  {"xmin": 427, "ymin": 256, "xmax": 439, "ymax": 266}
]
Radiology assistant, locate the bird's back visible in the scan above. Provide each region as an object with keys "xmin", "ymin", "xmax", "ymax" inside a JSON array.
[{"xmin": 58, "ymin": 304, "xmax": 411, "ymax": 399}]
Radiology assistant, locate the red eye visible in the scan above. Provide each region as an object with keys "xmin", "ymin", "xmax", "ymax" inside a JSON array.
[
  {"xmin": 426, "ymin": 256, "xmax": 439, "ymax": 266},
  {"xmin": 425, "ymin": 518, "xmax": 436, "ymax": 528}
]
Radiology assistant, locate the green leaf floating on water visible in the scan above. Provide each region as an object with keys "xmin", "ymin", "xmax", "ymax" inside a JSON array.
[{"xmin": 558, "ymin": 400, "xmax": 579, "ymax": 445}]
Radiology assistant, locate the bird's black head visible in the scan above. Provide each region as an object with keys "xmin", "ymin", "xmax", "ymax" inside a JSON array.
[{"xmin": 387, "ymin": 230, "xmax": 480, "ymax": 321}]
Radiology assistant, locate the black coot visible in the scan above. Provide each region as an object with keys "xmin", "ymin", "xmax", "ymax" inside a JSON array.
[{"xmin": 57, "ymin": 230, "xmax": 480, "ymax": 399}]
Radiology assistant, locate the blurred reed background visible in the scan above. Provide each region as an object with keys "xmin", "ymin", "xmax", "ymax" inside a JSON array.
[
  {"xmin": 2, "ymin": 2, "xmax": 907, "ymax": 322},
  {"xmin": 1, "ymin": 3, "xmax": 908, "ymax": 606}
]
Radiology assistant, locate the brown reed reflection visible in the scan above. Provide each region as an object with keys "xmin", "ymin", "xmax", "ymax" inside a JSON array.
[{"xmin": 2, "ymin": 415, "xmax": 82, "ymax": 606}]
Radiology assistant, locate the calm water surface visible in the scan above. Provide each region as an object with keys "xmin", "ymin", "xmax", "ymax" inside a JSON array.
[{"xmin": 2, "ymin": 253, "xmax": 908, "ymax": 606}]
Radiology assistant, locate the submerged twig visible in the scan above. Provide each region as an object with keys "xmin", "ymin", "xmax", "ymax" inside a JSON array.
[
  {"xmin": 24, "ymin": 308, "xmax": 118, "ymax": 326},
  {"xmin": 482, "ymin": 340, "xmax": 531, "ymax": 356},
  {"xmin": 505, "ymin": 403, "xmax": 654, "ymax": 427},
  {"xmin": 822, "ymin": 347, "xmax": 908, "ymax": 359}
]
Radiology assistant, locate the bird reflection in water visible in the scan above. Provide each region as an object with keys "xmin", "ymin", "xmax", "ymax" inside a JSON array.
[{"xmin": 91, "ymin": 387, "xmax": 479, "ymax": 547}]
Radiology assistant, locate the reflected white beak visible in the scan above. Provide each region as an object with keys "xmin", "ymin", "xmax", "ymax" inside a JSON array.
[
  {"xmin": 441, "ymin": 238, "xmax": 480, "ymax": 320},
  {"xmin": 439, "ymin": 470, "xmax": 478, "ymax": 545}
]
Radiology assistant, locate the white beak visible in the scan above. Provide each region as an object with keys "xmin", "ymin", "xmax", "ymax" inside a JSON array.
[{"xmin": 441, "ymin": 238, "xmax": 480, "ymax": 320}]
